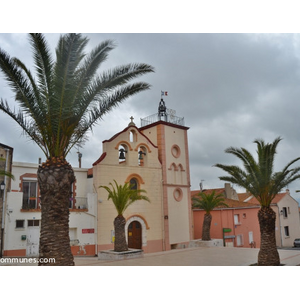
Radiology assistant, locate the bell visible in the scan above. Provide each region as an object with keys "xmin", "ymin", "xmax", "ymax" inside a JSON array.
[
  {"xmin": 138, "ymin": 150, "xmax": 146, "ymax": 160},
  {"xmin": 119, "ymin": 148, "xmax": 127, "ymax": 160}
]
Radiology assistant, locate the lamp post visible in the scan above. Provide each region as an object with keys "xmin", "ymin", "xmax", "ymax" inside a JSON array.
[{"xmin": 0, "ymin": 180, "xmax": 5, "ymax": 258}]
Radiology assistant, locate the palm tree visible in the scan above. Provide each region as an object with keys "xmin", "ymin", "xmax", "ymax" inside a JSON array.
[
  {"xmin": 215, "ymin": 137, "xmax": 300, "ymax": 265},
  {"xmin": 0, "ymin": 33, "xmax": 154, "ymax": 265},
  {"xmin": 99, "ymin": 180, "xmax": 150, "ymax": 252},
  {"xmin": 192, "ymin": 190, "xmax": 227, "ymax": 241}
]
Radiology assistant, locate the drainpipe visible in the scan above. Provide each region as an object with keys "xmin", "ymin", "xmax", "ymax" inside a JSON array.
[
  {"xmin": 0, "ymin": 148, "xmax": 9, "ymax": 257},
  {"xmin": 92, "ymin": 184, "xmax": 99, "ymax": 256},
  {"xmin": 161, "ymin": 179, "xmax": 165, "ymax": 251},
  {"xmin": 277, "ymin": 205, "xmax": 283, "ymax": 247}
]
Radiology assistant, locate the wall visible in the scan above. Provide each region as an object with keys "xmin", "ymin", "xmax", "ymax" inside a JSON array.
[
  {"xmin": 159, "ymin": 124, "xmax": 192, "ymax": 247},
  {"xmin": 273, "ymin": 193, "xmax": 300, "ymax": 247},
  {"xmin": 193, "ymin": 207, "xmax": 261, "ymax": 248}
]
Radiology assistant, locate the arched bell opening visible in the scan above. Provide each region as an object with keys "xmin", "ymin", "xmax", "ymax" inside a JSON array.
[
  {"xmin": 118, "ymin": 144, "xmax": 128, "ymax": 164},
  {"xmin": 138, "ymin": 146, "xmax": 147, "ymax": 166}
]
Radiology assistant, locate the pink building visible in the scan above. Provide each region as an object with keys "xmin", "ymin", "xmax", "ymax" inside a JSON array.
[{"xmin": 192, "ymin": 184, "xmax": 300, "ymax": 248}]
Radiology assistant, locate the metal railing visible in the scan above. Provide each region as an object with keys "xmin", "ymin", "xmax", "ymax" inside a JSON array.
[
  {"xmin": 73, "ymin": 197, "xmax": 87, "ymax": 209},
  {"xmin": 140, "ymin": 113, "xmax": 185, "ymax": 127}
]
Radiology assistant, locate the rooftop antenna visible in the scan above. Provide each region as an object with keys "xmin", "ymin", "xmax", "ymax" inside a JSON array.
[
  {"xmin": 200, "ymin": 180, "xmax": 205, "ymax": 192},
  {"xmin": 76, "ymin": 147, "xmax": 82, "ymax": 168}
]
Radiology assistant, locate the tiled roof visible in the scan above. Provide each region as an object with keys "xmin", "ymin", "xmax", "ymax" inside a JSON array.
[
  {"xmin": 191, "ymin": 188, "xmax": 257, "ymax": 208},
  {"xmin": 242, "ymin": 192, "xmax": 287, "ymax": 205},
  {"xmin": 191, "ymin": 188, "xmax": 225, "ymax": 198},
  {"xmin": 191, "ymin": 188, "xmax": 289, "ymax": 209},
  {"xmin": 238, "ymin": 192, "xmax": 252, "ymax": 202}
]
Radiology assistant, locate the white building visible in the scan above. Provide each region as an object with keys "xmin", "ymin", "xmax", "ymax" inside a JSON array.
[{"xmin": 3, "ymin": 161, "xmax": 98, "ymax": 257}]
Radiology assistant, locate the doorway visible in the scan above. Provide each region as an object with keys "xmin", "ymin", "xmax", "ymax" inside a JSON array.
[
  {"xmin": 128, "ymin": 221, "xmax": 142, "ymax": 249},
  {"xmin": 26, "ymin": 220, "xmax": 40, "ymax": 257}
]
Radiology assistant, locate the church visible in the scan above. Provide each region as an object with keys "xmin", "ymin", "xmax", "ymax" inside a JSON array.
[
  {"xmin": 1, "ymin": 97, "xmax": 194, "ymax": 256},
  {"xmin": 93, "ymin": 98, "xmax": 193, "ymax": 253}
]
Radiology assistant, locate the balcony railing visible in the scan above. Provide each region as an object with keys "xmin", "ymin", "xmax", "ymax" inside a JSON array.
[
  {"xmin": 21, "ymin": 197, "xmax": 88, "ymax": 210},
  {"xmin": 69, "ymin": 197, "xmax": 88, "ymax": 210},
  {"xmin": 140, "ymin": 113, "xmax": 185, "ymax": 127}
]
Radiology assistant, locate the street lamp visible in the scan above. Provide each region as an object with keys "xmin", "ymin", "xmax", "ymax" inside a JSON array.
[{"xmin": 0, "ymin": 181, "xmax": 5, "ymax": 194}]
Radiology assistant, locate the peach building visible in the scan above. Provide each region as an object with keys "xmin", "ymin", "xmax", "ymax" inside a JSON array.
[{"xmin": 192, "ymin": 184, "xmax": 300, "ymax": 248}]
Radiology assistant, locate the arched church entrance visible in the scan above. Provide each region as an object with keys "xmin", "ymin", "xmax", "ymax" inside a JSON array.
[{"xmin": 128, "ymin": 221, "xmax": 142, "ymax": 249}]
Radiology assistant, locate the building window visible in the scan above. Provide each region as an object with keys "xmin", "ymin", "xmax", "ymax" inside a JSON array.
[
  {"xmin": 248, "ymin": 231, "xmax": 254, "ymax": 244},
  {"xmin": 236, "ymin": 234, "xmax": 244, "ymax": 246},
  {"xmin": 16, "ymin": 220, "xmax": 25, "ymax": 228},
  {"xmin": 28, "ymin": 220, "xmax": 40, "ymax": 227},
  {"xmin": 284, "ymin": 226, "xmax": 290, "ymax": 237},
  {"xmin": 282, "ymin": 207, "xmax": 288, "ymax": 218},
  {"xmin": 234, "ymin": 214, "xmax": 240, "ymax": 225},
  {"xmin": 130, "ymin": 178, "xmax": 138, "ymax": 190},
  {"xmin": 22, "ymin": 181, "xmax": 38, "ymax": 209}
]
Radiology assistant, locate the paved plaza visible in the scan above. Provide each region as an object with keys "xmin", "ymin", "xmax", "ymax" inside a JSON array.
[
  {"xmin": 1, "ymin": 246, "xmax": 299, "ymax": 266},
  {"xmin": 74, "ymin": 246, "xmax": 300, "ymax": 266}
]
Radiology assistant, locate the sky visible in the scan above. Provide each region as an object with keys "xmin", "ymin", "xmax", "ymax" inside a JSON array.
[{"xmin": 2, "ymin": 33, "xmax": 300, "ymax": 203}]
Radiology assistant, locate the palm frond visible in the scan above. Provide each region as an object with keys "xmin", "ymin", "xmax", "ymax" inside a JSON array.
[
  {"xmin": 192, "ymin": 190, "xmax": 228, "ymax": 213},
  {"xmin": 99, "ymin": 180, "xmax": 150, "ymax": 216},
  {"xmin": 0, "ymin": 33, "xmax": 154, "ymax": 160},
  {"xmin": 0, "ymin": 99, "xmax": 48, "ymax": 156},
  {"xmin": 215, "ymin": 137, "xmax": 300, "ymax": 207}
]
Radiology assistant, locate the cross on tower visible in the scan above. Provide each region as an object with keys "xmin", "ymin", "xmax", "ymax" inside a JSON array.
[{"xmin": 128, "ymin": 116, "xmax": 135, "ymax": 126}]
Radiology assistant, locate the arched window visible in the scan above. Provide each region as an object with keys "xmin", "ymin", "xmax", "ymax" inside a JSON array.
[
  {"xmin": 130, "ymin": 178, "xmax": 138, "ymax": 190},
  {"xmin": 129, "ymin": 130, "xmax": 137, "ymax": 143}
]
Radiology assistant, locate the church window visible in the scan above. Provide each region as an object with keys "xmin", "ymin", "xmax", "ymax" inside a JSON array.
[
  {"xmin": 130, "ymin": 178, "xmax": 138, "ymax": 190},
  {"xmin": 173, "ymin": 188, "xmax": 183, "ymax": 202},
  {"xmin": 129, "ymin": 130, "xmax": 137, "ymax": 143},
  {"xmin": 171, "ymin": 145, "xmax": 181, "ymax": 158}
]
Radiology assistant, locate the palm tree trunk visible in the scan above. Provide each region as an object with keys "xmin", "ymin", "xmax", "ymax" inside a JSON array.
[
  {"xmin": 114, "ymin": 215, "xmax": 128, "ymax": 252},
  {"xmin": 257, "ymin": 207, "xmax": 280, "ymax": 266},
  {"xmin": 37, "ymin": 159, "xmax": 75, "ymax": 266},
  {"xmin": 202, "ymin": 213, "xmax": 212, "ymax": 241}
]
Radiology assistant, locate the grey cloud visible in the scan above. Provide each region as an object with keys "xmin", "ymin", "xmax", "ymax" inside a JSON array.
[{"xmin": 1, "ymin": 33, "xmax": 300, "ymax": 202}]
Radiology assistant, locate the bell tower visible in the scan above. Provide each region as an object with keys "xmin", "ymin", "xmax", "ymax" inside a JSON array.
[{"xmin": 140, "ymin": 96, "xmax": 193, "ymax": 250}]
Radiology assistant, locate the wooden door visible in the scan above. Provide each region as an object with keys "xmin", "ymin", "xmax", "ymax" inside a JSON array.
[{"xmin": 128, "ymin": 221, "xmax": 142, "ymax": 249}]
